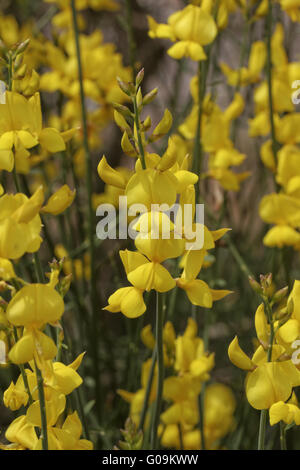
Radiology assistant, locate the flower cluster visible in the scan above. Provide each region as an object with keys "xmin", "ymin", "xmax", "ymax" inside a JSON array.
[
  {"xmin": 229, "ymin": 276, "xmax": 300, "ymax": 430},
  {"xmin": 119, "ymin": 318, "xmax": 236, "ymax": 450},
  {"xmin": 0, "ymin": 27, "xmax": 91, "ymax": 451},
  {"xmin": 98, "ymin": 71, "xmax": 232, "ymax": 318}
]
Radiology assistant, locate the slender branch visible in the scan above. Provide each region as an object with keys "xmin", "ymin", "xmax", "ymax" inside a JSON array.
[
  {"xmin": 139, "ymin": 347, "xmax": 156, "ymax": 432},
  {"xmin": 192, "ymin": 0, "xmax": 219, "ymax": 203},
  {"xmin": 258, "ymin": 409, "xmax": 267, "ymax": 451},
  {"xmin": 257, "ymin": 295, "xmax": 274, "ymax": 450},
  {"xmin": 70, "ymin": 0, "xmax": 102, "ymax": 422},
  {"xmin": 34, "ymin": 360, "xmax": 48, "ymax": 450},
  {"xmin": 266, "ymin": 0, "xmax": 279, "ymax": 167},
  {"xmin": 132, "ymin": 94, "xmax": 146, "ymax": 169},
  {"xmin": 150, "ymin": 293, "xmax": 164, "ymax": 449},
  {"xmin": 280, "ymin": 422, "xmax": 287, "ymax": 450}
]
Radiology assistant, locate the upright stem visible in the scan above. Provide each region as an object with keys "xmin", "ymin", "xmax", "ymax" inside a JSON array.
[
  {"xmin": 132, "ymin": 94, "xmax": 146, "ymax": 169},
  {"xmin": 192, "ymin": 0, "xmax": 219, "ymax": 203},
  {"xmin": 192, "ymin": 60, "xmax": 204, "ymax": 205},
  {"xmin": 139, "ymin": 347, "xmax": 157, "ymax": 433},
  {"xmin": 150, "ymin": 292, "xmax": 164, "ymax": 449},
  {"xmin": 258, "ymin": 409, "xmax": 267, "ymax": 451},
  {"xmin": 257, "ymin": 296, "xmax": 274, "ymax": 450},
  {"xmin": 33, "ymin": 252, "xmax": 45, "ymax": 283},
  {"xmin": 266, "ymin": 0, "xmax": 278, "ymax": 167},
  {"xmin": 226, "ymin": 235, "xmax": 254, "ymax": 279},
  {"xmin": 280, "ymin": 422, "xmax": 287, "ymax": 450},
  {"xmin": 7, "ymin": 52, "xmax": 13, "ymax": 91},
  {"xmin": 70, "ymin": 0, "xmax": 101, "ymax": 421},
  {"xmin": 34, "ymin": 360, "xmax": 48, "ymax": 450}
]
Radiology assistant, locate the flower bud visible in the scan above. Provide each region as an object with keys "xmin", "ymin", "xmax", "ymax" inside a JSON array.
[
  {"xmin": 15, "ymin": 39, "xmax": 30, "ymax": 56},
  {"xmin": 112, "ymin": 102, "xmax": 132, "ymax": 118},
  {"xmin": 3, "ymin": 381, "xmax": 28, "ymax": 411},
  {"xmin": 272, "ymin": 286, "xmax": 289, "ymax": 304},
  {"xmin": 248, "ymin": 276, "xmax": 262, "ymax": 295},
  {"xmin": 135, "ymin": 68, "xmax": 144, "ymax": 88},
  {"xmin": 117, "ymin": 76, "xmax": 135, "ymax": 96},
  {"xmin": 142, "ymin": 87, "xmax": 158, "ymax": 106}
]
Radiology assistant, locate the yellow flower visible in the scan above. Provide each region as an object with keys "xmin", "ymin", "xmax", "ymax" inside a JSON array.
[
  {"xmin": 221, "ymin": 41, "xmax": 266, "ymax": 87},
  {"xmin": 6, "ymin": 284, "xmax": 64, "ymax": 366},
  {"xmin": 104, "ymin": 286, "xmax": 146, "ymax": 319},
  {"xmin": 148, "ymin": 5, "xmax": 217, "ymax": 61},
  {"xmin": 0, "ymin": 188, "xmax": 44, "ymax": 259},
  {"xmin": 3, "ymin": 415, "xmax": 38, "ymax": 450},
  {"xmin": 3, "ymin": 381, "xmax": 29, "ymax": 411},
  {"xmin": 6, "ymin": 284, "xmax": 64, "ymax": 328},
  {"xmin": 0, "ymin": 92, "xmax": 72, "ymax": 173},
  {"xmin": 177, "ymin": 249, "xmax": 232, "ymax": 307},
  {"xmin": 279, "ymin": 0, "xmax": 300, "ymax": 21},
  {"xmin": 228, "ymin": 333, "xmax": 300, "ymax": 410},
  {"xmin": 42, "ymin": 184, "xmax": 76, "ymax": 216},
  {"xmin": 269, "ymin": 401, "xmax": 300, "ymax": 426}
]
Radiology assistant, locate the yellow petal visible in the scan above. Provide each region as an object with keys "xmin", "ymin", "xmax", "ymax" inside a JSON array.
[
  {"xmin": 39, "ymin": 128, "xmax": 66, "ymax": 153},
  {"xmin": 97, "ymin": 155, "xmax": 126, "ymax": 189},
  {"xmin": 42, "ymin": 184, "xmax": 75, "ymax": 216},
  {"xmin": 228, "ymin": 336, "xmax": 255, "ymax": 371},
  {"xmin": 6, "ymin": 284, "xmax": 64, "ymax": 327}
]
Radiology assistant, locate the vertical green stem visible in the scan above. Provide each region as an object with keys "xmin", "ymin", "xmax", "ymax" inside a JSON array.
[
  {"xmin": 266, "ymin": 0, "xmax": 278, "ymax": 167},
  {"xmin": 132, "ymin": 94, "xmax": 146, "ymax": 169},
  {"xmin": 33, "ymin": 252, "xmax": 45, "ymax": 283},
  {"xmin": 258, "ymin": 409, "xmax": 267, "ymax": 451},
  {"xmin": 280, "ymin": 422, "xmax": 287, "ymax": 450},
  {"xmin": 139, "ymin": 347, "xmax": 157, "ymax": 433},
  {"xmin": 34, "ymin": 360, "xmax": 48, "ymax": 450},
  {"xmin": 192, "ymin": 60, "xmax": 206, "ymax": 205},
  {"xmin": 257, "ymin": 296, "xmax": 274, "ymax": 450},
  {"xmin": 192, "ymin": 0, "xmax": 219, "ymax": 203},
  {"xmin": 70, "ymin": 0, "xmax": 101, "ymax": 422},
  {"xmin": 7, "ymin": 52, "xmax": 13, "ymax": 91},
  {"xmin": 150, "ymin": 292, "xmax": 164, "ymax": 449}
]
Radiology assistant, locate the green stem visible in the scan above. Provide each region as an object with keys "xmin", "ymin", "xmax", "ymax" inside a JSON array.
[
  {"xmin": 132, "ymin": 94, "xmax": 146, "ymax": 169},
  {"xmin": 33, "ymin": 252, "xmax": 45, "ymax": 283},
  {"xmin": 34, "ymin": 361, "xmax": 48, "ymax": 450},
  {"xmin": 257, "ymin": 296, "xmax": 274, "ymax": 450},
  {"xmin": 150, "ymin": 293, "xmax": 164, "ymax": 449},
  {"xmin": 231, "ymin": 10, "xmax": 250, "ymax": 142},
  {"xmin": 280, "ymin": 422, "xmax": 287, "ymax": 450},
  {"xmin": 178, "ymin": 423, "xmax": 184, "ymax": 450},
  {"xmin": 139, "ymin": 347, "xmax": 157, "ymax": 432},
  {"xmin": 226, "ymin": 235, "xmax": 254, "ymax": 279},
  {"xmin": 258, "ymin": 409, "xmax": 267, "ymax": 451},
  {"xmin": 70, "ymin": 0, "xmax": 101, "ymax": 422},
  {"xmin": 266, "ymin": 0, "xmax": 279, "ymax": 167},
  {"xmin": 192, "ymin": 60, "xmax": 204, "ymax": 205},
  {"xmin": 7, "ymin": 52, "xmax": 13, "ymax": 91},
  {"xmin": 192, "ymin": 0, "xmax": 219, "ymax": 203}
]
